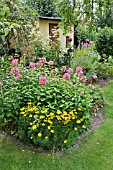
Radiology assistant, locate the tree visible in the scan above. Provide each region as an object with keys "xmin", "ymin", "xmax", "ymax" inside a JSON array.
[
  {"xmin": 26, "ymin": 0, "xmax": 59, "ymax": 17},
  {"xmin": 0, "ymin": 0, "xmax": 37, "ymax": 54}
]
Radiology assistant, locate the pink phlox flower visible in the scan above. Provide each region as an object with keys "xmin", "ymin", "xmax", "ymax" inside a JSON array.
[
  {"xmin": 51, "ymin": 68, "xmax": 58, "ymax": 73},
  {"xmin": 103, "ymin": 54, "xmax": 106, "ymax": 57},
  {"xmin": 42, "ymin": 57, "xmax": 46, "ymax": 63},
  {"xmin": 29, "ymin": 62, "xmax": 35, "ymax": 68},
  {"xmin": 76, "ymin": 66, "xmax": 83, "ymax": 75},
  {"xmin": 39, "ymin": 76, "xmax": 48, "ymax": 84},
  {"xmin": 92, "ymin": 86, "xmax": 95, "ymax": 90},
  {"xmin": 68, "ymin": 82, "xmax": 73, "ymax": 86},
  {"xmin": 81, "ymin": 91, "xmax": 84, "ymax": 95},
  {"xmin": 85, "ymin": 22, "xmax": 89, "ymax": 26},
  {"xmin": 67, "ymin": 68, "xmax": 73, "ymax": 74},
  {"xmin": 10, "ymin": 67, "xmax": 19, "ymax": 74},
  {"xmin": 62, "ymin": 66, "xmax": 67, "ymax": 72},
  {"xmin": 80, "ymin": 76, "xmax": 87, "ymax": 83},
  {"xmin": 62, "ymin": 73, "xmax": 70, "ymax": 79},
  {"xmin": 36, "ymin": 60, "xmax": 43, "ymax": 67},
  {"xmin": 14, "ymin": 76, "xmax": 19, "ymax": 81},
  {"xmin": 92, "ymin": 74, "xmax": 97, "ymax": 79},
  {"xmin": 89, "ymin": 41, "xmax": 94, "ymax": 45},
  {"xmin": 51, "ymin": 78, "xmax": 57, "ymax": 82},
  {"xmin": 19, "ymin": 75, "xmax": 23, "ymax": 80},
  {"xmin": 0, "ymin": 82, "xmax": 3, "ymax": 87},
  {"xmin": 12, "ymin": 59, "xmax": 18, "ymax": 66},
  {"xmin": 32, "ymin": 56, "xmax": 36, "ymax": 60},
  {"xmin": 48, "ymin": 60, "xmax": 54, "ymax": 65}
]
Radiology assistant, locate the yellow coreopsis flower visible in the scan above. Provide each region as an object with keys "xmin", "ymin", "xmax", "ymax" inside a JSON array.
[
  {"xmin": 78, "ymin": 108, "xmax": 81, "ymax": 111},
  {"xmin": 57, "ymin": 110, "xmax": 62, "ymax": 114},
  {"xmin": 50, "ymin": 129, "xmax": 54, "ymax": 133},
  {"xmin": 64, "ymin": 140, "xmax": 67, "ymax": 144},
  {"xmin": 27, "ymin": 102, "xmax": 32, "ymax": 105},
  {"xmin": 48, "ymin": 126, "xmax": 51, "ymax": 130},
  {"xmin": 45, "ymin": 136, "xmax": 48, "ymax": 139},
  {"xmin": 30, "ymin": 122, "xmax": 33, "ymax": 125},
  {"xmin": 42, "ymin": 123, "xmax": 46, "ymax": 126},
  {"xmin": 37, "ymin": 132, "xmax": 42, "ymax": 137},
  {"xmin": 20, "ymin": 107, "xmax": 25, "ymax": 111},
  {"xmin": 82, "ymin": 125, "xmax": 86, "ymax": 128},
  {"xmin": 32, "ymin": 125, "xmax": 37, "ymax": 130},
  {"xmin": 20, "ymin": 112, "xmax": 25, "ymax": 114},
  {"xmin": 40, "ymin": 115, "xmax": 45, "ymax": 119},
  {"xmin": 49, "ymin": 112, "xmax": 54, "ymax": 117},
  {"xmin": 29, "ymin": 114, "xmax": 32, "ymax": 118},
  {"xmin": 76, "ymin": 120, "xmax": 81, "ymax": 123},
  {"xmin": 74, "ymin": 127, "xmax": 78, "ymax": 131}
]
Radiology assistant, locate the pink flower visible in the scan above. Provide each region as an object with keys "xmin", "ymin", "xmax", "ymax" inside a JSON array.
[
  {"xmin": 14, "ymin": 76, "xmax": 19, "ymax": 81},
  {"xmin": 92, "ymin": 86, "xmax": 95, "ymax": 90},
  {"xmin": 62, "ymin": 73, "xmax": 70, "ymax": 79},
  {"xmin": 32, "ymin": 56, "xmax": 36, "ymax": 60},
  {"xmin": 80, "ymin": 76, "xmax": 87, "ymax": 83},
  {"xmin": 68, "ymin": 82, "xmax": 73, "ymax": 86},
  {"xmin": 12, "ymin": 59, "xmax": 18, "ymax": 66},
  {"xmin": 10, "ymin": 67, "xmax": 19, "ymax": 74},
  {"xmin": 103, "ymin": 54, "xmax": 106, "ymax": 57},
  {"xmin": 51, "ymin": 68, "xmax": 58, "ymax": 73},
  {"xmin": 81, "ymin": 91, "xmax": 84, "ymax": 95},
  {"xmin": 36, "ymin": 60, "xmax": 43, "ymax": 67},
  {"xmin": 39, "ymin": 77, "xmax": 48, "ymax": 84},
  {"xmin": 68, "ymin": 37, "xmax": 72, "ymax": 42},
  {"xmin": 76, "ymin": 66, "xmax": 83, "ymax": 75},
  {"xmin": 29, "ymin": 62, "xmax": 35, "ymax": 68},
  {"xmin": 62, "ymin": 66, "xmax": 66, "ymax": 72},
  {"xmin": 51, "ymin": 78, "xmax": 57, "ymax": 81},
  {"xmin": 0, "ymin": 82, "xmax": 3, "ymax": 87},
  {"xmin": 85, "ymin": 22, "xmax": 89, "ymax": 26},
  {"xmin": 19, "ymin": 75, "xmax": 23, "ymax": 80},
  {"xmin": 67, "ymin": 68, "xmax": 73, "ymax": 74},
  {"xmin": 89, "ymin": 41, "xmax": 94, "ymax": 45},
  {"xmin": 48, "ymin": 60, "xmax": 54, "ymax": 65},
  {"xmin": 92, "ymin": 74, "xmax": 97, "ymax": 79},
  {"xmin": 42, "ymin": 57, "xmax": 46, "ymax": 63}
]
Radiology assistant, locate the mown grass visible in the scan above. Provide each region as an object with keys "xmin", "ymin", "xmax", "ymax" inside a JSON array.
[{"xmin": 0, "ymin": 81, "xmax": 113, "ymax": 170}]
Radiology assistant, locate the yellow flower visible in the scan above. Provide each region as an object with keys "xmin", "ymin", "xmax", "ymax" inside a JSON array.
[
  {"xmin": 48, "ymin": 126, "xmax": 51, "ymax": 130},
  {"xmin": 27, "ymin": 102, "xmax": 32, "ymax": 105},
  {"xmin": 37, "ymin": 132, "xmax": 42, "ymax": 137},
  {"xmin": 48, "ymin": 120, "xmax": 53, "ymax": 125},
  {"xmin": 63, "ymin": 111, "xmax": 67, "ymax": 115},
  {"xmin": 20, "ymin": 107, "xmax": 25, "ymax": 111},
  {"xmin": 74, "ymin": 127, "xmax": 78, "ymax": 131},
  {"xmin": 57, "ymin": 110, "xmax": 62, "ymax": 114},
  {"xmin": 41, "ymin": 109, "xmax": 48, "ymax": 113},
  {"xmin": 30, "ymin": 122, "xmax": 33, "ymax": 125},
  {"xmin": 78, "ymin": 108, "xmax": 81, "ymax": 111},
  {"xmin": 37, "ymin": 102, "xmax": 41, "ymax": 105},
  {"xmin": 49, "ymin": 112, "xmax": 54, "ymax": 117},
  {"xmin": 42, "ymin": 123, "xmax": 46, "ymax": 126},
  {"xmin": 32, "ymin": 125, "xmax": 37, "ymax": 130},
  {"xmin": 45, "ymin": 136, "xmax": 48, "ymax": 139},
  {"xmin": 24, "ymin": 114, "xmax": 27, "ymax": 117},
  {"xmin": 76, "ymin": 120, "xmax": 81, "ymax": 123},
  {"xmin": 29, "ymin": 114, "xmax": 32, "ymax": 118},
  {"xmin": 82, "ymin": 125, "xmax": 86, "ymax": 128},
  {"xmin": 50, "ymin": 129, "xmax": 54, "ymax": 133},
  {"xmin": 30, "ymin": 136, "xmax": 33, "ymax": 139},
  {"xmin": 64, "ymin": 140, "xmax": 67, "ymax": 143},
  {"xmin": 40, "ymin": 115, "xmax": 45, "ymax": 119},
  {"xmin": 20, "ymin": 112, "xmax": 25, "ymax": 114}
]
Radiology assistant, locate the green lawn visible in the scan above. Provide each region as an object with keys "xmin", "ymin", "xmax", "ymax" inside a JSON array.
[{"xmin": 1, "ymin": 81, "xmax": 113, "ymax": 170}]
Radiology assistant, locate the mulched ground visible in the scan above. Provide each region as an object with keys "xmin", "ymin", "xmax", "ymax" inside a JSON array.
[{"xmin": 1, "ymin": 77, "xmax": 113, "ymax": 155}]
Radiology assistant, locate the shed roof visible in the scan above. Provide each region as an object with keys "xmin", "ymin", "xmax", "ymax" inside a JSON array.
[{"xmin": 39, "ymin": 16, "xmax": 61, "ymax": 21}]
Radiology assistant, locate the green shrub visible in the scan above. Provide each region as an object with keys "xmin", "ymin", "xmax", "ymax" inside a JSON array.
[
  {"xmin": 95, "ymin": 28, "xmax": 113, "ymax": 59},
  {"xmin": 0, "ymin": 56, "xmax": 103, "ymax": 150}
]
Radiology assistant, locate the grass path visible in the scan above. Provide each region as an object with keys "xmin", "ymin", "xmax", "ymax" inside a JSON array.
[{"xmin": 0, "ymin": 81, "xmax": 113, "ymax": 170}]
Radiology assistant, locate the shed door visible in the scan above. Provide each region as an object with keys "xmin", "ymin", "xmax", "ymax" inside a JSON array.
[{"xmin": 49, "ymin": 23, "xmax": 59, "ymax": 43}]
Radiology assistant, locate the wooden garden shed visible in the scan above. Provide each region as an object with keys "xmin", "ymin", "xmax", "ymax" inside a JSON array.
[{"xmin": 38, "ymin": 16, "xmax": 74, "ymax": 49}]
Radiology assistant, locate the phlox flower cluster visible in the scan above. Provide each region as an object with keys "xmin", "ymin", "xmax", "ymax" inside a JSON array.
[
  {"xmin": 39, "ymin": 77, "xmax": 48, "ymax": 84},
  {"xmin": 10, "ymin": 67, "xmax": 19, "ymax": 74}
]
